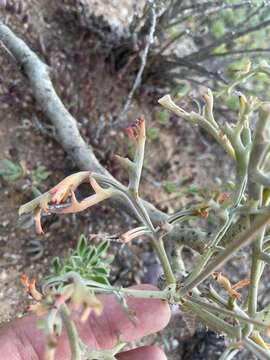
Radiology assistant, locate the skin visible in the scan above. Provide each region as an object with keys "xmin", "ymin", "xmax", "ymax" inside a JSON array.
[{"xmin": 0, "ymin": 284, "xmax": 170, "ymax": 360}]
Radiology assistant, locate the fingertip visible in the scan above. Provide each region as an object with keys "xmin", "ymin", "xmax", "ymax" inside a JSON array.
[
  {"xmin": 93, "ymin": 284, "xmax": 171, "ymax": 345},
  {"xmin": 129, "ymin": 284, "xmax": 171, "ymax": 332},
  {"xmin": 117, "ymin": 346, "xmax": 167, "ymax": 360}
]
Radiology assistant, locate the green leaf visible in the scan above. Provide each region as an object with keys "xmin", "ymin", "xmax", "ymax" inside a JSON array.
[
  {"xmin": 146, "ymin": 127, "xmax": 159, "ymax": 140},
  {"xmin": 212, "ymin": 44, "xmax": 227, "ymax": 55},
  {"xmin": 70, "ymin": 257, "xmax": 79, "ymax": 269},
  {"xmin": 52, "ymin": 257, "xmax": 61, "ymax": 275},
  {"xmin": 157, "ymin": 111, "xmax": 170, "ymax": 125},
  {"xmin": 89, "ymin": 258, "xmax": 98, "ymax": 266},
  {"xmin": 211, "ymin": 19, "xmax": 225, "ymax": 39},
  {"xmin": 49, "ymin": 234, "xmax": 111, "ymax": 284},
  {"xmin": 93, "ymin": 267, "xmax": 108, "ymax": 275},
  {"xmin": 174, "ymin": 83, "xmax": 190, "ymax": 99},
  {"xmin": 163, "ymin": 181, "xmax": 178, "ymax": 194},
  {"xmin": 0, "ymin": 159, "xmax": 23, "ymax": 182},
  {"xmin": 31, "ymin": 166, "xmax": 51, "ymax": 184},
  {"xmin": 96, "ymin": 240, "xmax": 109, "ymax": 255},
  {"xmin": 186, "ymin": 185, "xmax": 199, "ymax": 193},
  {"xmin": 77, "ymin": 234, "xmax": 88, "ymax": 255},
  {"xmin": 87, "ymin": 247, "xmax": 97, "ymax": 263},
  {"xmin": 90, "ymin": 275, "xmax": 110, "ymax": 285},
  {"xmin": 104, "ymin": 255, "xmax": 115, "ymax": 265},
  {"xmin": 225, "ymin": 96, "xmax": 239, "ymax": 111}
]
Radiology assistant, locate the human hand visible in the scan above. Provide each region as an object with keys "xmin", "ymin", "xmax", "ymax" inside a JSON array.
[{"xmin": 0, "ymin": 284, "xmax": 170, "ymax": 360}]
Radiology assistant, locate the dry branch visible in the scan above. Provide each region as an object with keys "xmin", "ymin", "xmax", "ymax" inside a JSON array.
[
  {"xmin": 116, "ymin": 3, "xmax": 157, "ymax": 125},
  {"xmin": 0, "ymin": 22, "xmax": 104, "ymax": 174},
  {"xmin": 0, "ymin": 22, "xmax": 167, "ymax": 225}
]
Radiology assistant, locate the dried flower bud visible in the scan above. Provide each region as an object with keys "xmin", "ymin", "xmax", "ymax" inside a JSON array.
[
  {"xmin": 21, "ymin": 274, "xmax": 43, "ymax": 301},
  {"xmin": 125, "ymin": 115, "xmax": 145, "ymax": 142},
  {"xmin": 71, "ymin": 283, "xmax": 103, "ymax": 320}
]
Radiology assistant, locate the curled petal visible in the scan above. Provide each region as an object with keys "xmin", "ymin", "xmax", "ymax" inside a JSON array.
[
  {"xmin": 120, "ymin": 226, "xmax": 151, "ymax": 243},
  {"xmin": 60, "ymin": 188, "xmax": 114, "ymax": 214},
  {"xmin": 34, "ymin": 208, "xmax": 44, "ymax": 235},
  {"xmin": 232, "ymin": 278, "xmax": 250, "ymax": 291},
  {"xmin": 49, "ymin": 171, "xmax": 90, "ymax": 204},
  {"xmin": 212, "ymin": 272, "xmax": 242, "ymax": 301},
  {"xmin": 90, "ymin": 177, "xmax": 105, "ymax": 194},
  {"xmin": 21, "ymin": 274, "xmax": 43, "ymax": 301}
]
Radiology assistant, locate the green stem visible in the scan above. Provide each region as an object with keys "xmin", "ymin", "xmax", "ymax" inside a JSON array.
[
  {"xmin": 183, "ymin": 301, "xmax": 238, "ymax": 338},
  {"xmin": 152, "ymin": 235, "xmax": 176, "ymax": 285},
  {"xmin": 184, "ymin": 212, "xmax": 233, "ymax": 286},
  {"xmin": 242, "ymin": 337, "xmax": 270, "ymax": 360},
  {"xmin": 259, "ymin": 251, "xmax": 270, "ymax": 264},
  {"xmin": 179, "ymin": 208, "xmax": 270, "ymax": 297},
  {"xmin": 121, "ymin": 287, "xmax": 169, "ymax": 300},
  {"xmin": 188, "ymin": 297, "xmax": 268, "ymax": 331},
  {"xmin": 59, "ymin": 303, "xmax": 81, "ymax": 360},
  {"xmin": 248, "ymin": 229, "xmax": 265, "ymax": 317},
  {"xmin": 80, "ymin": 283, "xmax": 170, "ymax": 300},
  {"xmin": 219, "ymin": 347, "xmax": 240, "ymax": 360}
]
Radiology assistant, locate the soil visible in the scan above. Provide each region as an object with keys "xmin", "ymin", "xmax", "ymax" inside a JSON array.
[{"xmin": 0, "ymin": 1, "xmax": 252, "ymax": 360}]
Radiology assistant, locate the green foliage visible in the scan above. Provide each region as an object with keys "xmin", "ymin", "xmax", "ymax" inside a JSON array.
[
  {"xmin": 162, "ymin": 180, "xmax": 178, "ymax": 194},
  {"xmin": 52, "ymin": 235, "xmax": 113, "ymax": 285},
  {"xmin": 30, "ymin": 166, "xmax": 51, "ymax": 185},
  {"xmin": 146, "ymin": 127, "xmax": 159, "ymax": 140},
  {"xmin": 18, "ymin": 47, "xmax": 270, "ymax": 359},
  {"xmin": 0, "ymin": 159, "xmax": 23, "ymax": 182},
  {"xmin": 0, "ymin": 159, "xmax": 51, "ymax": 185},
  {"xmin": 156, "ymin": 110, "xmax": 170, "ymax": 125},
  {"xmin": 211, "ymin": 19, "xmax": 226, "ymax": 39},
  {"xmin": 141, "ymin": 0, "xmax": 270, "ymax": 99},
  {"xmin": 225, "ymin": 96, "xmax": 239, "ymax": 111},
  {"xmin": 173, "ymin": 83, "xmax": 190, "ymax": 99}
]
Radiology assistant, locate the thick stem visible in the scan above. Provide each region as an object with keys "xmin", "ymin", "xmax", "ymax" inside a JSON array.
[
  {"xmin": 242, "ymin": 337, "xmax": 270, "ymax": 360},
  {"xmin": 120, "ymin": 287, "xmax": 169, "ymax": 300},
  {"xmin": 184, "ymin": 212, "xmax": 233, "ymax": 286},
  {"xmin": 179, "ymin": 208, "xmax": 270, "ymax": 297},
  {"xmin": 152, "ymin": 236, "xmax": 176, "ymax": 285},
  {"xmin": 248, "ymin": 231, "xmax": 265, "ymax": 317},
  {"xmin": 183, "ymin": 301, "xmax": 238, "ymax": 338},
  {"xmin": 59, "ymin": 304, "xmax": 81, "ymax": 360},
  {"xmin": 188, "ymin": 297, "xmax": 268, "ymax": 331}
]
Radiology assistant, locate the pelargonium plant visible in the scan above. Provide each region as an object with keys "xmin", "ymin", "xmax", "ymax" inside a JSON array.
[{"xmin": 20, "ymin": 65, "xmax": 270, "ymax": 360}]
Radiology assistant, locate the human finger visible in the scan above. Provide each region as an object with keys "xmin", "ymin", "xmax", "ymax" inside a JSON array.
[
  {"xmin": 0, "ymin": 284, "xmax": 170, "ymax": 360},
  {"xmin": 117, "ymin": 346, "xmax": 167, "ymax": 360}
]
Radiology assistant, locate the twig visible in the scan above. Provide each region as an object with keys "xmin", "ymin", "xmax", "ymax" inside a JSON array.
[
  {"xmin": 207, "ymin": 48, "xmax": 270, "ymax": 58},
  {"xmin": 0, "ymin": 21, "xmax": 168, "ymax": 227},
  {"xmin": 60, "ymin": 303, "xmax": 81, "ymax": 360},
  {"xmin": 187, "ymin": 297, "xmax": 269, "ymax": 331},
  {"xmin": 167, "ymin": 1, "xmax": 253, "ymax": 28},
  {"xmin": 183, "ymin": 18, "xmax": 270, "ymax": 62},
  {"xmin": 115, "ymin": 3, "xmax": 157, "ymax": 125}
]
